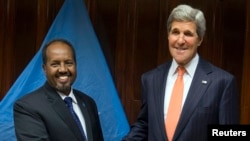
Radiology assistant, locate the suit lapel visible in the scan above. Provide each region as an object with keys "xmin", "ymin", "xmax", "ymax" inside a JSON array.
[
  {"xmin": 152, "ymin": 63, "xmax": 171, "ymax": 139},
  {"xmin": 43, "ymin": 83, "xmax": 84, "ymax": 141},
  {"xmin": 174, "ymin": 58, "xmax": 213, "ymax": 139}
]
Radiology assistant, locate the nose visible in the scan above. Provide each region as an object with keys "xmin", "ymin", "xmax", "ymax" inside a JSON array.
[
  {"xmin": 58, "ymin": 64, "xmax": 67, "ymax": 72},
  {"xmin": 177, "ymin": 35, "xmax": 185, "ymax": 45}
]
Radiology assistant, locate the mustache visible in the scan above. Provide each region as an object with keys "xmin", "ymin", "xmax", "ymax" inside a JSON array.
[{"xmin": 55, "ymin": 72, "xmax": 72, "ymax": 77}]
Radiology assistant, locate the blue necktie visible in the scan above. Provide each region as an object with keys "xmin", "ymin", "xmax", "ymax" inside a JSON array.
[{"xmin": 64, "ymin": 97, "xmax": 87, "ymax": 141}]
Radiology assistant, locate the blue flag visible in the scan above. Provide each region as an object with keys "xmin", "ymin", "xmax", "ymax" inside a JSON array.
[{"xmin": 0, "ymin": 0, "xmax": 129, "ymax": 140}]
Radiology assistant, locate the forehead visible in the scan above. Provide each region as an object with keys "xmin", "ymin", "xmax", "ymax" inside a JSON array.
[
  {"xmin": 46, "ymin": 42, "xmax": 73, "ymax": 54},
  {"xmin": 45, "ymin": 42, "xmax": 75, "ymax": 60},
  {"xmin": 171, "ymin": 21, "xmax": 197, "ymax": 31}
]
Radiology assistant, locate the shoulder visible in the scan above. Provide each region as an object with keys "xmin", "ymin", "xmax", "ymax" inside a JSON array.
[
  {"xmin": 142, "ymin": 61, "xmax": 171, "ymax": 78},
  {"xmin": 15, "ymin": 86, "xmax": 45, "ymax": 104},
  {"xmin": 143, "ymin": 61, "xmax": 171, "ymax": 75},
  {"xmin": 13, "ymin": 86, "xmax": 50, "ymax": 114},
  {"xmin": 73, "ymin": 89, "xmax": 96, "ymax": 104},
  {"xmin": 199, "ymin": 58, "xmax": 235, "ymax": 78},
  {"xmin": 197, "ymin": 58, "xmax": 237, "ymax": 87}
]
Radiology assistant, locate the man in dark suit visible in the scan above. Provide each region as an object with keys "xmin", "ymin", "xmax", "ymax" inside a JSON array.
[
  {"xmin": 122, "ymin": 4, "xmax": 240, "ymax": 141},
  {"xmin": 14, "ymin": 39, "xmax": 104, "ymax": 141}
]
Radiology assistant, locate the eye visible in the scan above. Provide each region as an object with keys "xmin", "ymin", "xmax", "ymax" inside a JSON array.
[
  {"xmin": 170, "ymin": 29, "xmax": 180, "ymax": 35},
  {"xmin": 184, "ymin": 31, "xmax": 195, "ymax": 37},
  {"xmin": 65, "ymin": 61, "xmax": 74, "ymax": 66},
  {"xmin": 51, "ymin": 63, "xmax": 59, "ymax": 67}
]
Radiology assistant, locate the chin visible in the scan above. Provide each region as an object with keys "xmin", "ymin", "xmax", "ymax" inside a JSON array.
[
  {"xmin": 175, "ymin": 59, "xmax": 188, "ymax": 65},
  {"xmin": 56, "ymin": 84, "xmax": 71, "ymax": 92}
]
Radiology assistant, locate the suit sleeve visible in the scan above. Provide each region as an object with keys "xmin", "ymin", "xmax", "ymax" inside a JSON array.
[
  {"xmin": 88, "ymin": 97, "xmax": 104, "ymax": 141},
  {"xmin": 14, "ymin": 100, "xmax": 50, "ymax": 141},
  {"xmin": 219, "ymin": 76, "xmax": 240, "ymax": 124},
  {"xmin": 122, "ymin": 74, "xmax": 148, "ymax": 141}
]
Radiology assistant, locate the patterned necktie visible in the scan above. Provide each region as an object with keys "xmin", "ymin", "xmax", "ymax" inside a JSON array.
[
  {"xmin": 64, "ymin": 97, "xmax": 87, "ymax": 141},
  {"xmin": 165, "ymin": 66, "xmax": 186, "ymax": 141}
]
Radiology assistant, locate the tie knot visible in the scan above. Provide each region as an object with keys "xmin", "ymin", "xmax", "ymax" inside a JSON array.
[
  {"xmin": 64, "ymin": 97, "xmax": 73, "ymax": 107},
  {"xmin": 177, "ymin": 66, "xmax": 186, "ymax": 76}
]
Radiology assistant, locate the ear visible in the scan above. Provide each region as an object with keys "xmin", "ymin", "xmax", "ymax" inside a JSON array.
[
  {"xmin": 198, "ymin": 37, "xmax": 203, "ymax": 46},
  {"xmin": 42, "ymin": 64, "xmax": 46, "ymax": 72}
]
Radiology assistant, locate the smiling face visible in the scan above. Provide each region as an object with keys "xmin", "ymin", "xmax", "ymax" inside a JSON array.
[
  {"xmin": 168, "ymin": 21, "xmax": 203, "ymax": 66},
  {"xmin": 43, "ymin": 41, "xmax": 76, "ymax": 95}
]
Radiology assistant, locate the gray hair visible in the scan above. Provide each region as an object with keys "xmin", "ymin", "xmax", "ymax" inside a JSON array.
[{"xmin": 167, "ymin": 4, "xmax": 206, "ymax": 38}]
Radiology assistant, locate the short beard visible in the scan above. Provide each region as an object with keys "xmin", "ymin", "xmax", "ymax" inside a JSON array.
[{"xmin": 56, "ymin": 85, "xmax": 71, "ymax": 95}]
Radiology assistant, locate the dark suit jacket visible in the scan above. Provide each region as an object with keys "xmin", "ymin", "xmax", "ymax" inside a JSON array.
[
  {"xmin": 122, "ymin": 57, "xmax": 240, "ymax": 141},
  {"xmin": 14, "ymin": 82, "xmax": 103, "ymax": 141}
]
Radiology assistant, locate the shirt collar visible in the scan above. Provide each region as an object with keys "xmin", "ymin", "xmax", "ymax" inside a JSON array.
[
  {"xmin": 170, "ymin": 53, "xmax": 199, "ymax": 77},
  {"xmin": 58, "ymin": 88, "xmax": 78, "ymax": 104}
]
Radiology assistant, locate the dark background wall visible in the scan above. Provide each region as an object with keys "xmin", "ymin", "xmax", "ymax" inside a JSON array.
[{"xmin": 0, "ymin": 0, "xmax": 249, "ymax": 124}]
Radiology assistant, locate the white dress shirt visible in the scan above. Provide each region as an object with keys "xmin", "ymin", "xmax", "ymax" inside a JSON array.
[{"xmin": 164, "ymin": 53, "xmax": 199, "ymax": 120}]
